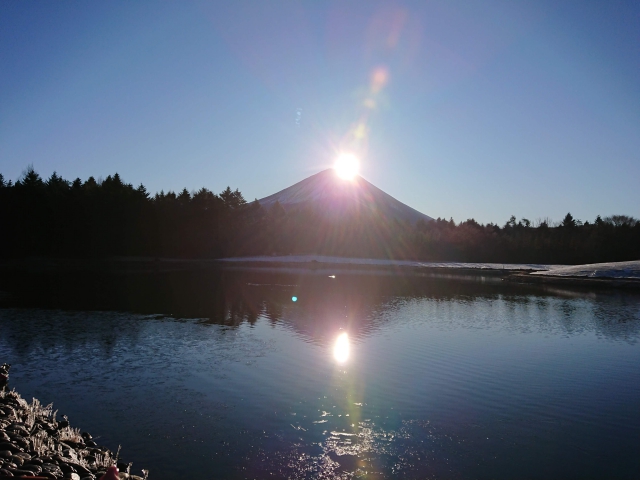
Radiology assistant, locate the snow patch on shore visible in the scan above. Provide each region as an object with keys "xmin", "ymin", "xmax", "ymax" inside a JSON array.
[{"xmin": 531, "ymin": 260, "xmax": 640, "ymax": 279}]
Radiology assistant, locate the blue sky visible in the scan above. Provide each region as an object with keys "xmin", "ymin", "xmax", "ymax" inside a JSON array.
[{"xmin": 1, "ymin": 1, "xmax": 638, "ymax": 224}]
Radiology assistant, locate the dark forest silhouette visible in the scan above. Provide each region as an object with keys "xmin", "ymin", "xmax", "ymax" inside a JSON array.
[{"xmin": 1, "ymin": 167, "xmax": 638, "ymax": 264}]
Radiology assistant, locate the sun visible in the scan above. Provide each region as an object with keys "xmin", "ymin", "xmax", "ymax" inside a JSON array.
[{"xmin": 334, "ymin": 153, "xmax": 359, "ymax": 180}]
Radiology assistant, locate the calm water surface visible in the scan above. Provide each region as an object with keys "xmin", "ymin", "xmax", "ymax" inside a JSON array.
[{"xmin": 0, "ymin": 269, "xmax": 639, "ymax": 479}]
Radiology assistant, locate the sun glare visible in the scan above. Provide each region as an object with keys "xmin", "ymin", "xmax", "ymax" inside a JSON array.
[
  {"xmin": 334, "ymin": 153, "xmax": 359, "ymax": 180},
  {"xmin": 333, "ymin": 332, "xmax": 350, "ymax": 364}
]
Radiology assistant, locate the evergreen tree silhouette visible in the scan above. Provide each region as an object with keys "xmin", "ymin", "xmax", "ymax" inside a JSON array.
[{"xmin": 0, "ymin": 166, "xmax": 638, "ymax": 263}]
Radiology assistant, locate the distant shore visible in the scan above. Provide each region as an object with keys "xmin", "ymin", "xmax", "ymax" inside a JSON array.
[
  {"xmin": 0, "ymin": 255, "xmax": 549, "ymax": 276},
  {"xmin": 224, "ymin": 256, "xmax": 640, "ymax": 290},
  {"xmin": 1, "ymin": 256, "xmax": 639, "ymax": 290}
]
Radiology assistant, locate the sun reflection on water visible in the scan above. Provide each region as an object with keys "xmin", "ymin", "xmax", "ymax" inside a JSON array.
[{"xmin": 333, "ymin": 332, "xmax": 350, "ymax": 364}]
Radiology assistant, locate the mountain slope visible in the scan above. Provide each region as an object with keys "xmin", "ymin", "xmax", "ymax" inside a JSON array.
[{"xmin": 258, "ymin": 169, "xmax": 433, "ymax": 224}]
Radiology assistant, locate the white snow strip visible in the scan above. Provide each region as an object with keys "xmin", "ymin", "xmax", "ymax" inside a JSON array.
[{"xmin": 531, "ymin": 260, "xmax": 640, "ymax": 279}]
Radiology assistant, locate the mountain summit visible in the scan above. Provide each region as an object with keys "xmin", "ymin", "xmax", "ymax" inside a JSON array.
[{"xmin": 258, "ymin": 169, "xmax": 433, "ymax": 224}]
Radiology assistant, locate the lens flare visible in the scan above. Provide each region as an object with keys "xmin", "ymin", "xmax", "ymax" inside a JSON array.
[
  {"xmin": 333, "ymin": 332, "xmax": 350, "ymax": 364},
  {"xmin": 334, "ymin": 154, "xmax": 359, "ymax": 180}
]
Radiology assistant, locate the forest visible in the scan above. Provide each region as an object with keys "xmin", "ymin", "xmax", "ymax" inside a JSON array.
[{"xmin": 1, "ymin": 167, "xmax": 638, "ymax": 265}]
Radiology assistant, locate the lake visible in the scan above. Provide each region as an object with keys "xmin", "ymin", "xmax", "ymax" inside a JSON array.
[{"xmin": 0, "ymin": 268, "xmax": 639, "ymax": 479}]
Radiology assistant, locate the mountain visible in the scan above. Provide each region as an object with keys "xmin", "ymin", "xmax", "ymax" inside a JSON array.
[{"xmin": 257, "ymin": 169, "xmax": 433, "ymax": 224}]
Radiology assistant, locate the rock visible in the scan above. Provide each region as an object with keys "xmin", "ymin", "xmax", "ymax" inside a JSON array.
[
  {"xmin": 61, "ymin": 440, "xmax": 84, "ymax": 450},
  {"xmin": 69, "ymin": 473, "xmax": 81, "ymax": 480},
  {"xmin": 8, "ymin": 434, "xmax": 29, "ymax": 450},
  {"xmin": 40, "ymin": 470, "xmax": 61, "ymax": 479},
  {"xmin": 42, "ymin": 463, "xmax": 64, "ymax": 477},
  {"xmin": 0, "ymin": 449, "xmax": 12, "ymax": 459},
  {"xmin": 8, "ymin": 425, "xmax": 29, "ymax": 437},
  {"xmin": 0, "ymin": 362, "xmax": 10, "ymax": 375},
  {"xmin": 0, "ymin": 442, "xmax": 21, "ymax": 453},
  {"xmin": 24, "ymin": 465, "xmax": 38, "ymax": 473},
  {"xmin": 10, "ymin": 468, "xmax": 39, "ymax": 477},
  {"xmin": 68, "ymin": 461, "xmax": 92, "ymax": 476},
  {"xmin": 2, "ymin": 406, "xmax": 16, "ymax": 417},
  {"xmin": 21, "ymin": 463, "xmax": 43, "ymax": 474},
  {"xmin": 0, "ymin": 467, "xmax": 13, "ymax": 476},
  {"xmin": 58, "ymin": 462, "xmax": 76, "ymax": 474}
]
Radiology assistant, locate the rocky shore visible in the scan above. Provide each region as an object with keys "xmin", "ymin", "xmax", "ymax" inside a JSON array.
[{"xmin": 0, "ymin": 365, "xmax": 147, "ymax": 480}]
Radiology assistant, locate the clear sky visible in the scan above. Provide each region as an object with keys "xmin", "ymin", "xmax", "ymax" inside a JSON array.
[{"xmin": 1, "ymin": 1, "xmax": 638, "ymax": 224}]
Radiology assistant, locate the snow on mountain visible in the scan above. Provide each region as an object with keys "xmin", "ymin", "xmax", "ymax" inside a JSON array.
[{"xmin": 257, "ymin": 169, "xmax": 433, "ymax": 224}]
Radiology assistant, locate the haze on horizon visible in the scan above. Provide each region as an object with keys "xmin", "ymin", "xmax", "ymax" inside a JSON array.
[{"xmin": 1, "ymin": 1, "xmax": 638, "ymax": 225}]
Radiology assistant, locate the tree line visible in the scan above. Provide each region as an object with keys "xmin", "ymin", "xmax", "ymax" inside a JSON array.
[{"xmin": 0, "ymin": 167, "xmax": 638, "ymax": 264}]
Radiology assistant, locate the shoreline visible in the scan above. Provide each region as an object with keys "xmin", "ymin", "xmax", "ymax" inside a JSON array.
[
  {"xmin": 0, "ymin": 372, "xmax": 145, "ymax": 479},
  {"xmin": 0, "ymin": 256, "xmax": 552, "ymax": 275},
  {"xmin": 1, "ymin": 256, "xmax": 639, "ymax": 290},
  {"xmin": 506, "ymin": 272, "xmax": 640, "ymax": 290}
]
